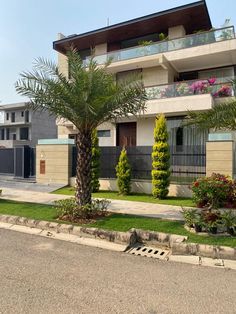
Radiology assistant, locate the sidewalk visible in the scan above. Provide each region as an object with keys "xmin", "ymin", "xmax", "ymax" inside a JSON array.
[{"xmin": 0, "ymin": 186, "xmax": 185, "ymax": 221}]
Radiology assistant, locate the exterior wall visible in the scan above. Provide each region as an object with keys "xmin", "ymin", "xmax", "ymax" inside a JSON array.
[
  {"xmin": 136, "ymin": 118, "xmax": 155, "ymax": 146},
  {"xmin": 206, "ymin": 141, "xmax": 234, "ymax": 177},
  {"xmin": 58, "ymin": 33, "xmax": 68, "ymax": 77},
  {"xmin": 36, "ymin": 143, "xmax": 73, "ymax": 184},
  {"xmin": 0, "ymin": 139, "xmax": 31, "ymax": 148},
  {"xmin": 31, "ymin": 110, "xmax": 57, "ymax": 146},
  {"xmin": 168, "ymin": 25, "xmax": 186, "ymax": 40},
  {"xmin": 142, "ymin": 67, "xmax": 168, "ymax": 86},
  {"xmin": 95, "ymin": 43, "xmax": 107, "ymax": 56},
  {"xmin": 69, "ymin": 177, "xmax": 192, "ymax": 197},
  {"xmin": 144, "ymin": 93, "xmax": 213, "ymax": 116},
  {"xmin": 97, "ymin": 122, "xmax": 116, "ymax": 146}
]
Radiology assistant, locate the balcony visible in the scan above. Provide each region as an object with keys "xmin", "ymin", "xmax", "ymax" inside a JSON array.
[
  {"xmin": 143, "ymin": 77, "xmax": 234, "ymax": 116},
  {"xmin": 146, "ymin": 77, "xmax": 234, "ymax": 100},
  {"xmin": 86, "ymin": 27, "xmax": 235, "ymax": 66}
]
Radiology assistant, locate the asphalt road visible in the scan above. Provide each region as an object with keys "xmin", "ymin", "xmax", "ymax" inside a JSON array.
[{"xmin": 0, "ymin": 229, "xmax": 235, "ymax": 314}]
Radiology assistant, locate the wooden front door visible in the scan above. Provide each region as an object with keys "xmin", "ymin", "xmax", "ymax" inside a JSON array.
[{"xmin": 117, "ymin": 122, "xmax": 136, "ymax": 147}]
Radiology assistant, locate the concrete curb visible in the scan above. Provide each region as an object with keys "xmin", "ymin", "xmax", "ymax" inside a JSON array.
[
  {"xmin": 0, "ymin": 214, "xmax": 235, "ymax": 260},
  {"xmin": 0, "ymin": 214, "xmax": 136, "ymax": 246}
]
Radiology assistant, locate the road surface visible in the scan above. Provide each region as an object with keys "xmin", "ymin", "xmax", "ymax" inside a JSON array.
[{"xmin": 0, "ymin": 229, "xmax": 235, "ymax": 314}]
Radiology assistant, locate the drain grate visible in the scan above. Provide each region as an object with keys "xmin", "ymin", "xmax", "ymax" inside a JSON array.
[{"xmin": 127, "ymin": 244, "xmax": 170, "ymax": 260}]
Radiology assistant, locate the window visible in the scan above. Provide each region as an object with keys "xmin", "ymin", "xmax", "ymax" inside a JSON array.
[
  {"xmin": 6, "ymin": 113, "xmax": 9, "ymax": 120},
  {"xmin": 6, "ymin": 128, "xmax": 10, "ymax": 140},
  {"xmin": 12, "ymin": 134, "xmax": 16, "ymax": 140},
  {"xmin": 21, "ymin": 111, "xmax": 24, "ymax": 117},
  {"xmin": 1, "ymin": 129, "xmax": 4, "ymax": 140},
  {"xmin": 25, "ymin": 110, "xmax": 29, "ymax": 123},
  {"xmin": 176, "ymin": 127, "xmax": 184, "ymax": 152},
  {"xmin": 11, "ymin": 112, "xmax": 15, "ymax": 122},
  {"xmin": 97, "ymin": 130, "xmax": 111, "ymax": 137},
  {"xmin": 20, "ymin": 127, "xmax": 29, "ymax": 140}
]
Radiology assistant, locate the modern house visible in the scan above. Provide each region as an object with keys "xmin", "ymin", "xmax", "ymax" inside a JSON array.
[
  {"xmin": 35, "ymin": 0, "xmax": 236, "ymax": 190},
  {"xmin": 53, "ymin": 0, "xmax": 236, "ymax": 150},
  {"xmin": 0, "ymin": 102, "xmax": 57, "ymax": 148}
]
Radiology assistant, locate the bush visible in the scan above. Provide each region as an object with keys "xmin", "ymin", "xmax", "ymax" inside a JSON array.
[
  {"xmin": 54, "ymin": 198, "xmax": 110, "ymax": 221},
  {"xmin": 192, "ymin": 173, "xmax": 236, "ymax": 209},
  {"xmin": 116, "ymin": 148, "xmax": 131, "ymax": 195},
  {"xmin": 91, "ymin": 129, "xmax": 101, "ymax": 192},
  {"xmin": 152, "ymin": 114, "xmax": 170, "ymax": 199}
]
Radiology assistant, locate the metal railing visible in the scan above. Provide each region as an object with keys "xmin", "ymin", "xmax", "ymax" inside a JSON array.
[
  {"xmin": 146, "ymin": 77, "xmax": 234, "ymax": 100},
  {"xmin": 85, "ymin": 26, "xmax": 235, "ymax": 65}
]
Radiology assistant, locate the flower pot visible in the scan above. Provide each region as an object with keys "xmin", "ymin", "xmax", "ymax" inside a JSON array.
[
  {"xmin": 194, "ymin": 224, "xmax": 202, "ymax": 233},
  {"xmin": 227, "ymin": 227, "xmax": 235, "ymax": 236},
  {"xmin": 209, "ymin": 226, "xmax": 217, "ymax": 234}
]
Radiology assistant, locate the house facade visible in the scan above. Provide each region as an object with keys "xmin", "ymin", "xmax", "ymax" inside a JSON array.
[
  {"xmin": 35, "ymin": 0, "xmax": 236, "ymax": 190},
  {"xmin": 0, "ymin": 102, "xmax": 57, "ymax": 148},
  {"xmin": 53, "ymin": 0, "xmax": 236, "ymax": 151}
]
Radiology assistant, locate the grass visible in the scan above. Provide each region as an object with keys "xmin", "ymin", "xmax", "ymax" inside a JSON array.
[
  {"xmin": 52, "ymin": 187, "xmax": 195, "ymax": 207},
  {"xmin": 0, "ymin": 199, "xmax": 235, "ymax": 247},
  {"xmin": 0, "ymin": 199, "xmax": 57, "ymax": 221}
]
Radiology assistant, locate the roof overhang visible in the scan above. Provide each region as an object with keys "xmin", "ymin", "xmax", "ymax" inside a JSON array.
[{"xmin": 53, "ymin": 1, "xmax": 212, "ymax": 54}]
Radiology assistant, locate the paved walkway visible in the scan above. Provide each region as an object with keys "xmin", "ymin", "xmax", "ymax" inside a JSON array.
[
  {"xmin": 0, "ymin": 187, "xmax": 185, "ymax": 220},
  {"xmin": 0, "ymin": 182, "xmax": 185, "ymax": 220}
]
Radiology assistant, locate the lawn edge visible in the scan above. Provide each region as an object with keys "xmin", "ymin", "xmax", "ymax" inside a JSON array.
[{"xmin": 0, "ymin": 214, "xmax": 235, "ymax": 260}]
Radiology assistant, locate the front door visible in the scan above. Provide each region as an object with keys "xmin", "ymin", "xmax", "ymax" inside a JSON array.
[{"xmin": 117, "ymin": 122, "xmax": 136, "ymax": 147}]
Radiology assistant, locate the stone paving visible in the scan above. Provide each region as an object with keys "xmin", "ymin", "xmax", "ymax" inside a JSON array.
[{"xmin": 0, "ymin": 180, "xmax": 185, "ymax": 220}]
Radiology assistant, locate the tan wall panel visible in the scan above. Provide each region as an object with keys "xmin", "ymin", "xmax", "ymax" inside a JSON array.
[
  {"xmin": 36, "ymin": 144, "xmax": 73, "ymax": 185},
  {"xmin": 206, "ymin": 141, "xmax": 233, "ymax": 177},
  {"xmin": 142, "ymin": 67, "xmax": 168, "ymax": 86}
]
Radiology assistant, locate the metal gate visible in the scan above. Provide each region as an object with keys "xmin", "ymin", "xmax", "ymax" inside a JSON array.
[{"xmin": 0, "ymin": 146, "xmax": 36, "ymax": 178}]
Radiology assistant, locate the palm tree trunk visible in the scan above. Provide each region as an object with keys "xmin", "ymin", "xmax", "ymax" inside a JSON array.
[{"xmin": 75, "ymin": 130, "xmax": 92, "ymax": 207}]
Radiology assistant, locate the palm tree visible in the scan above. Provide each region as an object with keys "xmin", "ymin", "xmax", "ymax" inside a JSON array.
[
  {"xmin": 184, "ymin": 80, "xmax": 236, "ymax": 131},
  {"xmin": 15, "ymin": 50, "xmax": 146, "ymax": 208}
]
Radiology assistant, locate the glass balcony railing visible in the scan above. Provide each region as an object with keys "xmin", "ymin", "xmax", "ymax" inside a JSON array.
[
  {"xmin": 146, "ymin": 77, "xmax": 235, "ymax": 100},
  {"xmin": 85, "ymin": 26, "xmax": 235, "ymax": 65}
]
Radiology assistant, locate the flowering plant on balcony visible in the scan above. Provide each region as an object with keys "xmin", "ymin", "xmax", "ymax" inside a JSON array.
[
  {"xmin": 176, "ymin": 82, "xmax": 192, "ymax": 96},
  {"xmin": 213, "ymin": 85, "xmax": 232, "ymax": 97}
]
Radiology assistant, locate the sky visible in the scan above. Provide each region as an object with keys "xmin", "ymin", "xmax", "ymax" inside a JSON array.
[{"xmin": 0, "ymin": 0, "xmax": 236, "ymax": 105}]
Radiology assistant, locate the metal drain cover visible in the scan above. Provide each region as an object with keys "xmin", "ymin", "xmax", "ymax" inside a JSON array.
[{"xmin": 127, "ymin": 244, "xmax": 170, "ymax": 260}]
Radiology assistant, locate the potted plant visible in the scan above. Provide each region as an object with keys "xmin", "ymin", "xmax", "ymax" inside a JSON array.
[
  {"xmin": 193, "ymin": 214, "xmax": 204, "ymax": 233},
  {"xmin": 207, "ymin": 220, "xmax": 219, "ymax": 234},
  {"xmin": 181, "ymin": 208, "xmax": 198, "ymax": 228},
  {"xmin": 221, "ymin": 210, "xmax": 236, "ymax": 236}
]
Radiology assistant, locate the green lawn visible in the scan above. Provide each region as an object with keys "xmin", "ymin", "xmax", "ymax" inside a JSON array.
[
  {"xmin": 0, "ymin": 199, "xmax": 57, "ymax": 221},
  {"xmin": 0, "ymin": 199, "xmax": 235, "ymax": 247},
  {"xmin": 52, "ymin": 187, "xmax": 195, "ymax": 207}
]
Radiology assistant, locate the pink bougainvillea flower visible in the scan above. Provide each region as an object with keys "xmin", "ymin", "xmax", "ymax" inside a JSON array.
[{"xmin": 208, "ymin": 77, "xmax": 216, "ymax": 85}]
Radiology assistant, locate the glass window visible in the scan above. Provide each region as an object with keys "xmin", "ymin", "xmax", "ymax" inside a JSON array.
[
  {"xmin": 25, "ymin": 110, "xmax": 29, "ymax": 122},
  {"xmin": 11, "ymin": 112, "xmax": 15, "ymax": 122},
  {"xmin": 20, "ymin": 127, "xmax": 29, "ymax": 140},
  {"xmin": 6, "ymin": 128, "xmax": 10, "ymax": 140},
  {"xmin": 97, "ymin": 130, "xmax": 111, "ymax": 137},
  {"xmin": 21, "ymin": 111, "xmax": 24, "ymax": 117},
  {"xmin": 1, "ymin": 129, "xmax": 4, "ymax": 140},
  {"xmin": 6, "ymin": 113, "xmax": 9, "ymax": 120}
]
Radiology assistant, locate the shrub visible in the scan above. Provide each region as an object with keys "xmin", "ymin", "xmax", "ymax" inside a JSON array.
[
  {"xmin": 152, "ymin": 114, "xmax": 170, "ymax": 199},
  {"xmin": 54, "ymin": 198, "xmax": 110, "ymax": 221},
  {"xmin": 192, "ymin": 173, "xmax": 236, "ymax": 209},
  {"xmin": 91, "ymin": 129, "xmax": 101, "ymax": 193},
  {"xmin": 116, "ymin": 148, "xmax": 131, "ymax": 195}
]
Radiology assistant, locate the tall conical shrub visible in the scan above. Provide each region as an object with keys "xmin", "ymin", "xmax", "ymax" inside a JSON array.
[
  {"xmin": 152, "ymin": 114, "xmax": 170, "ymax": 199},
  {"xmin": 116, "ymin": 148, "xmax": 131, "ymax": 195},
  {"xmin": 91, "ymin": 129, "xmax": 101, "ymax": 192}
]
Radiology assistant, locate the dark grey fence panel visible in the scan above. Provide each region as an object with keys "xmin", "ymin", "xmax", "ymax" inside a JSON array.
[
  {"xmin": 72, "ymin": 145, "xmax": 206, "ymax": 184},
  {"xmin": 0, "ymin": 148, "xmax": 14, "ymax": 174}
]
